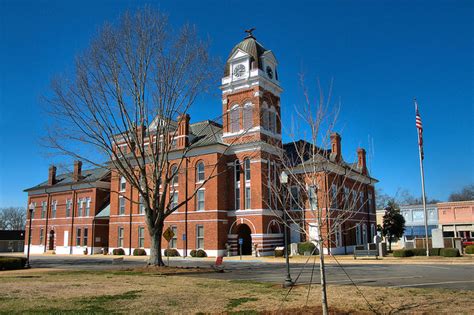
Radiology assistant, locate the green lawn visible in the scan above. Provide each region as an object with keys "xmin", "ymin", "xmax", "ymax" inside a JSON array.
[{"xmin": 0, "ymin": 268, "xmax": 472, "ymax": 314}]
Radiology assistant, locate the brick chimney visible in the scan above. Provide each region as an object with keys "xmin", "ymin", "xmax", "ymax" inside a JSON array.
[
  {"xmin": 73, "ymin": 160, "xmax": 82, "ymax": 182},
  {"xmin": 177, "ymin": 114, "xmax": 190, "ymax": 148},
  {"xmin": 330, "ymin": 133, "xmax": 342, "ymax": 162},
  {"xmin": 48, "ymin": 165, "xmax": 57, "ymax": 186},
  {"xmin": 357, "ymin": 148, "xmax": 367, "ymax": 175}
]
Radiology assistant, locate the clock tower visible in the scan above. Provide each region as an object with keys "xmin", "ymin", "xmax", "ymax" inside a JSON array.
[{"xmin": 220, "ymin": 30, "xmax": 283, "ymax": 148}]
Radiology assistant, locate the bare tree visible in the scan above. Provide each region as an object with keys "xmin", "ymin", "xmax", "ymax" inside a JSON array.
[
  {"xmin": 45, "ymin": 8, "xmax": 232, "ymax": 266},
  {"xmin": 267, "ymin": 78, "xmax": 377, "ymax": 315},
  {"xmin": 0, "ymin": 207, "xmax": 26, "ymax": 230},
  {"xmin": 448, "ymin": 184, "xmax": 474, "ymax": 202}
]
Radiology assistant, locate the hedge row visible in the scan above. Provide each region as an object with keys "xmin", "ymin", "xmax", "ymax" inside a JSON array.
[
  {"xmin": 112, "ymin": 248, "xmax": 125, "ymax": 255},
  {"xmin": 465, "ymin": 245, "xmax": 474, "ymax": 254},
  {"xmin": 164, "ymin": 248, "xmax": 180, "ymax": 257},
  {"xmin": 297, "ymin": 242, "xmax": 319, "ymax": 255},
  {"xmin": 190, "ymin": 249, "xmax": 207, "ymax": 257},
  {"xmin": 393, "ymin": 248, "xmax": 460, "ymax": 257},
  {"xmin": 133, "ymin": 248, "xmax": 147, "ymax": 256},
  {"xmin": 0, "ymin": 257, "xmax": 27, "ymax": 270}
]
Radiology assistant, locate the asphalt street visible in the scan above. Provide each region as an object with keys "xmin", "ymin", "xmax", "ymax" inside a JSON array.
[{"xmin": 21, "ymin": 255, "xmax": 474, "ymax": 291}]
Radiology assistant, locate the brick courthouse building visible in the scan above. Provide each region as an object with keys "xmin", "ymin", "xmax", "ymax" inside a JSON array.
[{"xmin": 25, "ymin": 33, "xmax": 377, "ymax": 256}]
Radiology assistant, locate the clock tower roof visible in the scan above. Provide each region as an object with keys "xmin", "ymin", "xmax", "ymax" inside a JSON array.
[{"xmin": 224, "ymin": 34, "xmax": 268, "ymax": 76}]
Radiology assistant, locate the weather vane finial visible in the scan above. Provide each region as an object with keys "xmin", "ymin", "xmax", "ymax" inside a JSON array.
[{"xmin": 244, "ymin": 27, "xmax": 256, "ymax": 38}]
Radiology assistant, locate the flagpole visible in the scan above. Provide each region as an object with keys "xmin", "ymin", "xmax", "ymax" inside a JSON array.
[{"xmin": 415, "ymin": 98, "xmax": 430, "ymax": 257}]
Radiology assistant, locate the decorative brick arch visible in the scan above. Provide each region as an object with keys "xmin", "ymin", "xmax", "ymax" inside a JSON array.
[
  {"xmin": 228, "ymin": 218, "xmax": 256, "ymax": 235},
  {"xmin": 266, "ymin": 219, "xmax": 282, "ymax": 234}
]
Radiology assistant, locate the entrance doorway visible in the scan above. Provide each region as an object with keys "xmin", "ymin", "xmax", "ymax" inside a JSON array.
[
  {"xmin": 48, "ymin": 230, "xmax": 55, "ymax": 250},
  {"xmin": 236, "ymin": 224, "xmax": 252, "ymax": 255}
]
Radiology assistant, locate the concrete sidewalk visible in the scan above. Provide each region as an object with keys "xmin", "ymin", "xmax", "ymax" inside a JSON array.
[{"xmin": 4, "ymin": 252, "xmax": 472, "ymax": 265}]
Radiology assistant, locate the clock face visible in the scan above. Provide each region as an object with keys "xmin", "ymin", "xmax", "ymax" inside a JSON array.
[
  {"xmin": 233, "ymin": 64, "xmax": 246, "ymax": 77},
  {"xmin": 266, "ymin": 66, "xmax": 273, "ymax": 79}
]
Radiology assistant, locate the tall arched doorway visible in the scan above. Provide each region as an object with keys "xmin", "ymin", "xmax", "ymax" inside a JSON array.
[
  {"xmin": 236, "ymin": 224, "xmax": 252, "ymax": 255},
  {"xmin": 48, "ymin": 230, "xmax": 55, "ymax": 250}
]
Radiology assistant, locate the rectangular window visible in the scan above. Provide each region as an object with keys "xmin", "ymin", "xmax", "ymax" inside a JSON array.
[
  {"xmin": 66, "ymin": 200, "xmax": 72, "ymax": 217},
  {"xmin": 85, "ymin": 198, "xmax": 91, "ymax": 217},
  {"xmin": 359, "ymin": 192, "xmax": 364, "ymax": 209},
  {"xmin": 83, "ymin": 228, "xmax": 88, "ymax": 247},
  {"xmin": 76, "ymin": 228, "xmax": 81, "ymax": 246},
  {"xmin": 31, "ymin": 202, "xmax": 36, "ymax": 219},
  {"xmin": 39, "ymin": 228, "xmax": 44, "ymax": 245},
  {"xmin": 118, "ymin": 227, "xmax": 124, "ymax": 248},
  {"xmin": 77, "ymin": 199, "xmax": 83, "ymax": 217},
  {"xmin": 370, "ymin": 224, "xmax": 376, "ymax": 241},
  {"xmin": 235, "ymin": 186, "xmax": 240, "ymax": 210},
  {"xmin": 139, "ymin": 195, "xmax": 145, "ymax": 214},
  {"xmin": 290, "ymin": 186, "xmax": 299, "ymax": 210},
  {"xmin": 119, "ymin": 197, "xmax": 125, "ymax": 215},
  {"xmin": 120, "ymin": 176, "xmax": 126, "ymax": 192},
  {"xmin": 51, "ymin": 200, "xmax": 57, "ymax": 218},
  {"xmin": 170, "ymin": 226, "xmax": 177, "ymax": 248},
  {"xmin": 309, "ymin": 185, "xmax": 318, "ymax": 209},
  {"xmin": 362, "ymin": 224, "xmax": 367, "ymax": 244},
  {"xmin": 196, "ymin": 225, "xmax": 204, "ymax": 249},
  {"xmin": 344, "ymin": 187, "xmax": 350, "ymax": 207},
  {"xmin": 235, "ymin": 161, "xmax": 241, "ymax": 210},
  {"xmin": 196, "ymin": 189, "xmax": 205, "ymax": 211},
  {"xmin": 41, "ymin": 201, "xmax": 47, "ymax": 219},
  {"xmin": 267, "ymin": 161, "xmax": 272, "ymax": 208},
  {"xmin": 356, "ymin": 224, "xmax": 362, "ymax": 245},
  {"xmin": 138, "ymin": 227, "xmax": 145, "ymax": 248},
  {"xmin": 335, "ymin": 224, "xmax": 342, "ymax": 247},
  {"xmin": 368, "ymin": 192, "xmax": 373, "ymax": 211},
  {"xmin": 170, "ymin": 192, "xmax": 178, "ymax": 210},
  {"xmin": 331, "ymin": 185, "xmax": 338, "ymax": 208},
  {"xmin": 352, "ymin": 191, "xmax": 357, "ymax": 209},
  {"xmin": 245, "ymin": 186, "xmax": 251, "ymax": 209}
]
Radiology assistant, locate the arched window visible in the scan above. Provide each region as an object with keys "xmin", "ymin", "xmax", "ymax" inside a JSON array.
[
  {"xmin": 196, "ymin": 161, "xmax": 205, "ymax": 182},
  {"xmin": 171, "ymin": 165, "xmax": 178, "ymax": 185},
  {"xmin": 230, "ymin": 105, "xmax": 240, "ymax": 133},
  {"xmin": 243, "ymin": 103, "xmax": 253, "ymax": 130},
  {"xmin": 244, "ymin": 158, "xmax": 251, "ymax": 181}
]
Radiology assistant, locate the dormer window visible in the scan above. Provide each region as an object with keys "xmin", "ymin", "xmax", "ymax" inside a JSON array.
[{"xmin": 120, "ymin": 176, "xmax": 126, "ymax": 192}]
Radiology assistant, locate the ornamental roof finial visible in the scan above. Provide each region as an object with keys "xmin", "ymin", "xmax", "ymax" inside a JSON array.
[{"xmin": 244, "ymin": 27, "xmax": 256, "ymax": 39}]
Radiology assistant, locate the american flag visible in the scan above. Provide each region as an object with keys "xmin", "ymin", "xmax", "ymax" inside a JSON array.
[{"xmin": 414, "ymin": 99, "xmax": 424, "ymax": 160}]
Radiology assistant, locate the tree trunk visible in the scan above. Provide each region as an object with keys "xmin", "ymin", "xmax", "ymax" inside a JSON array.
[
  {"xmin": 149, "ymin": 224, "xmax": 165, "ymax": 266},
  {"xmin": 319, "ymin": 238, "xmax": 329, "ymax": 315},
  {"xmin": 388, "ymin": 235, "xmax": 392, "ymax": 251}
]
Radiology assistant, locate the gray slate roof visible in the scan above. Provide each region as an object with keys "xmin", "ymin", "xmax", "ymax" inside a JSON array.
[
  {"xmin": 24, "ymin": 167, "xmax": 110, "ymax": 192},
  {"xmin": 283, "ymin": 140, "xmax": 374, "ymax": 179},
  {"xmin": 189, "ymin": 120, "xmax": 224, "ymax": 147}
]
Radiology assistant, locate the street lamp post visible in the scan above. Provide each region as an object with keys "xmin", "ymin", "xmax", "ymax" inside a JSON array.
[
  {"xmin": 280, "ymin": 172, "xmax": 293, "ymax": 287},
  {"xmin": 26, "ymin": 203, "xmax": 34, "ymax": 268}
]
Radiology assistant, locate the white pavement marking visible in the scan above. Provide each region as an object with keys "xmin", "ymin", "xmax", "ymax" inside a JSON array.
[{"xmin": 390, "ymin": 280, "xmax": 474, "ymax": 288}]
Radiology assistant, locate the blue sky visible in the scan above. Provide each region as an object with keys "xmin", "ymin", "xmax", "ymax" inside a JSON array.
[{"xmin": 0, "ymin": 0, "xmax": 473, "ymax": 207}]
